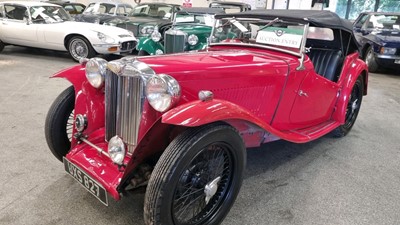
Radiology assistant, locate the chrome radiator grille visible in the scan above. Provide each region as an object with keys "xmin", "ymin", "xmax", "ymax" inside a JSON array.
[
  {"xmin": 105, "ymin": 71, "xmax": 144, "ymax": 153},
  {"xmin": 164, "ymin": 29, "xmax": 187, "ymax": 54}
]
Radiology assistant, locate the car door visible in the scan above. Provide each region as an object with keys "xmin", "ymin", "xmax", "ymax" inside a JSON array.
[
  {"xmin": 1, "ymin": 4, "xmax": 38, "ymax": 46},
  {"xmin": 289, "ymin": 69, "xmax": 339, "ymax": 127}
]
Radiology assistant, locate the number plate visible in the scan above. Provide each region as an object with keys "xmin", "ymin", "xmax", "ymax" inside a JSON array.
[
  {"xmin": 395, "ymin": 59, "xmax": 400, "ymax": 64},
  {"xmin": 63, "ymin": 158, "xmax": 108, "ymax": 206}
]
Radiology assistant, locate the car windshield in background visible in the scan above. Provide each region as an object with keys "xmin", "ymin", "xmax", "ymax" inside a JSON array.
[
  {"xmin": 369, "ymin": 14, "xmax": 400, "ymax": 31},
  {"xmin": 30, "ymin": 6, "xmax": 71, "ymax": 23},
  {"xmin": 130, "ymin": 4, "xmax": 173, "ymax": 19},
  {"xmin": 84, "ymin": 3, "xmax": 132, "ymax": 15},
  {"xmin": 210, "ymin": 17, "xmax": 307, "ymax": 55},
  {"xmin": 175, "ymin": 13, "xmax": 215, "ymax": 26}
]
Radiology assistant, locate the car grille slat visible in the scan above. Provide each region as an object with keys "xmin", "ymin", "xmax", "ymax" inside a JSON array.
[
  {"xmin": 165, "ymin": 30, "xmax": 187, "ymax": 54},
  {"xmin": 105, "ymin": 72, "xmax": 143, "ymax": 154},
  {"xmin": 120, "ymin": 41, "xmax": 136, "ymax": 51}
]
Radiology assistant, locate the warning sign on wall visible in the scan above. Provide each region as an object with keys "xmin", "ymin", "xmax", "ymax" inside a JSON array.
[{"xmin": 182, "ymin": 0, "xmax": 192, "ymax": 8}]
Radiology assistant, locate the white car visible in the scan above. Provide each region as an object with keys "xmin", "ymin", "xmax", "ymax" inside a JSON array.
[{"xmin": 0, "ymin": 1, "xmax": 137, "ymax": 61}]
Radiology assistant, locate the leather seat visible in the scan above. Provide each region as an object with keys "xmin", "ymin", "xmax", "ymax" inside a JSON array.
[{"xmin": 307, "ymin": 49, "xmax": 343, "ymax": 82}]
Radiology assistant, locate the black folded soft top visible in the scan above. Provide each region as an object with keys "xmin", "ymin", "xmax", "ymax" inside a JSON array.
[{"xmin": 215, "ymin": 9, "xmax": 353, "ymax": 33}]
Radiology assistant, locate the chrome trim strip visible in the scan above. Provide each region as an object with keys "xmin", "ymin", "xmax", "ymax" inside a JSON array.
[
  {"xmin": 376, "ymin": 54, "xmax": 400, "ymax": 60},
  {"xmin": 80, "ymin": 137, "xmax": 110, "ymax": 158}
]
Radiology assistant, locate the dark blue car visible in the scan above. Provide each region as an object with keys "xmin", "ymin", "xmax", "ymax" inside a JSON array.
[{"xmin": 353, "ymin": 12, "xmax": 400, "ymax": 72}]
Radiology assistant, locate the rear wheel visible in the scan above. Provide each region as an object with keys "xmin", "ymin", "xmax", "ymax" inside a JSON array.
[
  {"xmin": 144, "ymin": 123, "xmax": 246, "ymax": 225},
  {"xmin": 68, "ymin": 36, "xmax": 95, "ymax": 62},
  {"xmin": 364, "ymin": 46, "xmax": 379, "ymax": 72},
  {"xmin": 45, "ymin": 86, "xmax": 75, "ymax": 161},
  {"xmin": 332, "ymin": 76, "xmax": 363, "ymax": 137}
]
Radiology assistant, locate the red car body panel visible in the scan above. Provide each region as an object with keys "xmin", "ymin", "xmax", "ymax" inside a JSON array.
[{"xmin": 53, "ymin": 46, "xmax": 368, "ymax": 202}]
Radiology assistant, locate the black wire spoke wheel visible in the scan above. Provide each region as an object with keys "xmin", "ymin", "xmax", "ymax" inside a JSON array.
[
  {"xmin": 332, "ymin": 76, "xmax": 363, "ymax": 137},
  {"xmin": 66, "ymin": 110, "xmax": 75, "ymax": 141},
  {"xmin": 344, "ymin": 85, "xmax": 361, "ymax": 129},
  {"xmin": 172, "ymin": 143, "xmax": 232, "ymax": 224},
  {"xmin": 144, "ymin": 123, "xmax": 245, "ymax": 225},
  {"xmin": 45, "ymin": 86, "xmax": 75, "ymax": 161}
]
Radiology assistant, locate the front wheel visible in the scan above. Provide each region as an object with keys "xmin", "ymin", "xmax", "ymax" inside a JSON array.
[
  {"xmin": 138, "ymin": 50, "xmax": 150, "ymax": 56},
  {"xmin": 68, "ymin": 36, "xmax": 95, "ymax": 62},
  {"xmin": 332, "ymin": 76, "xmax": 363, "ymax": 137},
  {"xmin": 144, "ymin": 123, "xmax": 246, "ymax": 225},
  {"xmin": 45, "ymin": 86, "xmax": 75, "ymax": 161},
  {"xmin": 364, "ymin": 46, "xmax": 379, "ymax": 73}
]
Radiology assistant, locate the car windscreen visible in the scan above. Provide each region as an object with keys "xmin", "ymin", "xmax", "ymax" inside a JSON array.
[
  {"xmin": 30, "ymin": 6, "xmax": 71, "ymax": 23},
  {"xmin": 210, "ymin": 17, "xmax": 307, "ymax": 56},
  {"xmin": 130, "ymin": 4, "xmax": 173, "ymax": 19},
  {"xmin": 175, "ymin": 13, "xmax": 215, "ymax": 26},
  {"xmin": 84, "ymin": 3, "xmax": 116, "ymax": 14},
  {"xmin": 369, "ymin": 14, "xmax": 400, "ymax": 31}
]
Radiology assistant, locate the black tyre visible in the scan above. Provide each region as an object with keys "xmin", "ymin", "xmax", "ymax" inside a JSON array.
[
  {"xmin": 68, "ymin": 36, "xmax": 96, "ymax": 62},
  {"xmin": 144, "ymin": 123, "xmax": 246, "ymax": 225},
  {"xmin": 0, "ymin": 40, "xmax": 4, "ymax": 53},
  {"xmin": 332, "ymin": 76, "xmax": 363, "ymax": 137},
  {"xmin": 45, "ymin": 86, "xmax": 75, "ymax": 161},
  {"xmin": 364, "ymin": 46, "xmax": 379, "ymax": 73},
  {"xmin": 138, "ymin": 50, "xmax": 150, "ymax": 56}
]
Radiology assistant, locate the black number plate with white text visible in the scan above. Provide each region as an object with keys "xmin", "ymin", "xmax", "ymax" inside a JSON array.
[{"xmin": 63, "ymin": 157, "xmax": 108, "ymax": 206}]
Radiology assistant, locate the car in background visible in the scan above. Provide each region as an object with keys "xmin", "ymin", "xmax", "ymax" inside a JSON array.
[
  {"xmin": 45, "ymin": 1, "xmax": 86, "ymax": 16},
  {"xmin": 74, "ymin": 1, "xmax": 134, "ymax": 24},
  {"xmin": 0, "ymin": 1, "xmax": 136, "ymax": 61},
  {"xmin": 45, "ymin": 9, "xmax": 368, "ymax": 225},
  {"xmin": 353, "ymin": 12, "xmax": 400, "ymax": 72},
  {"xmin": 136, "ymin": 7, "xmax": 225, "ymax": 55},
  {"xmin": 104, "ymin": 3, "xmax": 182, "ymax": 39},
  {"xmin": 209, "ymin": 1, "xmax": 251, "ymax": 12}
]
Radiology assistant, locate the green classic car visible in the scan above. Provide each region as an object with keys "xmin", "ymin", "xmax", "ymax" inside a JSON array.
[{"xmin": 136, "ymin": 7, "xmax": 225, "ymax": 55}]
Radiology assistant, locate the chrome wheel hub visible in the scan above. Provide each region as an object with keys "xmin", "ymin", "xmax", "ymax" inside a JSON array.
[{"xmin": 204, "ymin": 176, "xmax": 221, "ymax": 204}]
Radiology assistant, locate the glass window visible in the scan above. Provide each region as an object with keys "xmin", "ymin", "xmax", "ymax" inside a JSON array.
[
  {"xmin": 378, "ymin": 0, "xmax": 400, "ymax": 12},
  {"xmin": 4, "ymin": 4, "xmax": 27, "ymax": 21},
  {"xmin": 0, "ymin": 5, "xmax": 4, "ymax": 18}
]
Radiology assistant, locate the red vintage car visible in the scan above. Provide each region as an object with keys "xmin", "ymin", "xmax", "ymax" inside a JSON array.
[{"xmin": 45, "ymin": 10, "xmax": 368, "ymax": 225}]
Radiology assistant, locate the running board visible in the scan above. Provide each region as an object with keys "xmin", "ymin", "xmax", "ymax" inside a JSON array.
[{"xmin": 279, "ymin": 120, "xmax": 340, "ymax": 143}]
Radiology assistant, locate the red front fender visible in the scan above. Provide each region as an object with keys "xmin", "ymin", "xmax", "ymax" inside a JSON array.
[
  {"xmin": 52, "ymin": 64, "xmax": 86, "ymax": 87},
  {"xmin": 162, "ymin": 99, "xmax": 313, "ymax": 143}
]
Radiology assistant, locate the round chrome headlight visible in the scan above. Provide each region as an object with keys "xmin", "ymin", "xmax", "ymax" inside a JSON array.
[
  {"xmin": 146, "ymin": 74, "xmax": 180, "ymax": 112},
  {"xmin": 97, "ymin": 32, "xmax": 115, "ymax": 44},
  {"xmin": 141, "ymin": 26, "xmax": 154, "ymax": 35},
  {"xmin": 85, "ymin": 58, "xmax": 108, "ymax": 88},
  {"xmin": 151, "ymin": 30, "xmax": 162, "ymax": 42},
  {"xmin": 188, "ymin": 34, "xmax": 199, "ymax": 46},
  {"xmin": 108, "ymin": 136, "xmax": 126, "ymax": 165}
]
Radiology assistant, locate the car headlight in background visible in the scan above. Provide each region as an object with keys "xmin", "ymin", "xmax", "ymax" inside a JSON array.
[
  {"xmin": 380, "ymin": 47, "xmax": 396, "ymax": 55},
  {"xmin": 151, "ymin": 30, "xmax": 162, "ymax": 42},
  {"xmin": 188, "ymin": 34, "xmax": 199, "ymax": 46},
  {"xmin": 108, "ymin": 136, "xmax": 126, "ymax": 165},
  {"xmin": 85, "ymin": 58, "xmax": 108, "ymax": 88},
  {"xmin": 140, "ymin": 26, "xmax": 155, "ymax": 35},
  {"xmin": 146, "ymin": 74, "xmax": 180, "ymax": 112},
  {"xmin": 97, "ymin": 32, "xmax": 115, "ymax": 44}
]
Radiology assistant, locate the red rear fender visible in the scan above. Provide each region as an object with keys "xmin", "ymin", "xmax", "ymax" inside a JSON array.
[{"xmin": 333, "ymin": 55, "xmax": 368, "ymax": 123}]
